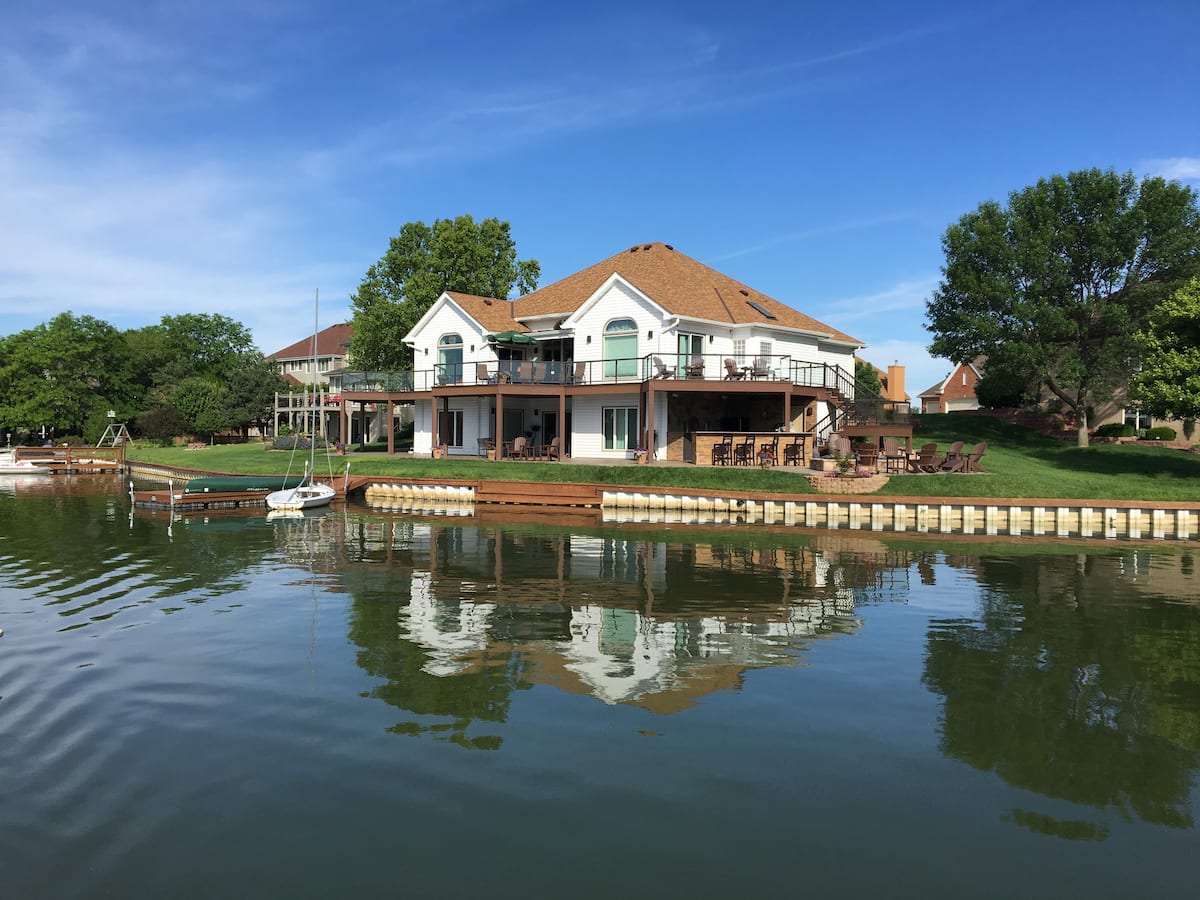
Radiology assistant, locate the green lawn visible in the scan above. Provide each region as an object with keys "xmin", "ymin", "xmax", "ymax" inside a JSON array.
[{"xmin": 125, "ymin": 415, "xmax": 1200, "ymax": 502}]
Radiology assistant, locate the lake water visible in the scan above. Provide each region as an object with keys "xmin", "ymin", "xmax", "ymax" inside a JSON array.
[{"xmin": 1, "ymin": 476, "xmax": 1198, "ymax": 898}]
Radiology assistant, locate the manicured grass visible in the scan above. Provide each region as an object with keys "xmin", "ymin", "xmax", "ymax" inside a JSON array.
[
  {"xmin": 874, "ymin": 415, "xmax": 1200, "ymax": 501},
  {"xmin": 125, "ymin": 415, "xmax": 1200, "ymax": 502}
]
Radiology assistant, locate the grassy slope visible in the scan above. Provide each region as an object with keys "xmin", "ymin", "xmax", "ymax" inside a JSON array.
[{"xmin": 125, "ymin": 415, "xmax": 1200, "ymax": 502}]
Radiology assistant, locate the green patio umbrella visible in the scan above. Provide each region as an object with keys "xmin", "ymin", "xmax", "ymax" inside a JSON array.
[{"xmin": 487, "ymin": 330, "xmax": 536, "ymax": 344}]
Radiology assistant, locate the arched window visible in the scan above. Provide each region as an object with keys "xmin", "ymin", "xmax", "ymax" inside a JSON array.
[
  {"xmin": 603, "ymin": 318, "xmax": 637, "ymax": 378},
  {"xmin": 438, "ymin": 333, "xmax": 463, "ymax": 384}
]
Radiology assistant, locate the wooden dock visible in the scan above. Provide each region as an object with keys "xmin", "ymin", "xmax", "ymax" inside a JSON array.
[{"xmin": 14, "ymin": 446, "xmax": 125, "ymax": 474}]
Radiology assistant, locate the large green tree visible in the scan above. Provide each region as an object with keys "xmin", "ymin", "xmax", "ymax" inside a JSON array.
[
  {"xmin": 0, "ymin": 312, "xmax": 135, "ymax": 438},
  {"xmin": 926, "ymin": 169, "xmax": 1200, "ymax": 446},
  {"xmin": 1129, "ymin": 278, "xmax": 1200, "ymax": 423},
  {"xmin": 349, "ymin": 216, "xmax": 540, "ymax": 370},
  {"xmin": 224, "ymin": 351, "xmax": 290, "ymax": 438}
]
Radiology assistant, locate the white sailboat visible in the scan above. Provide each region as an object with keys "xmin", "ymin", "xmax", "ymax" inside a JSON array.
[{"xmin": 266, "ymin": 290, "xmax": 337, "ymax": 511}]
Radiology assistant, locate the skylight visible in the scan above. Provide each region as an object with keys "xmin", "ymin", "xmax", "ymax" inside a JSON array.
[{"xmin": 747, "ymin": 300, "xmax": 776, "ymax": 320}]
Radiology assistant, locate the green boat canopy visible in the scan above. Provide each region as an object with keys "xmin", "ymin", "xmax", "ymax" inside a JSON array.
[{"xmin": 486, "ymin": 329, "xmax": 535, "ymax": 344}]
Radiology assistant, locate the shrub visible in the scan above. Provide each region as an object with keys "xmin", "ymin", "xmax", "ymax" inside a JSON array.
[
  {"xmin": 1094, "ymin": 423, "xmax": 1135, "ymax": 439},
  {"xmin": 1144, "ymin": 426, "xmax": 1177, "ymax": 441}
]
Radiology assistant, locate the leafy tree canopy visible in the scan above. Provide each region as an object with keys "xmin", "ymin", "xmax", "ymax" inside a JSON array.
[
  {"xmin": 1130, "ymin": 277, "xmax": 1200, "ymax": 422},
  {"xmin": 0, "ymin": 312, "xmax": 135, "ymax": 437},
  {"xmin": 349, "ymin": 215, "xmax": 540, "ymax": 370},
  {"xmin": 854, "ymin": 360, "xmax": 883, "ymax": 396},
  {"xmin": 925, "ymin": 168, "xmax": 1200, "ymax": 445}
]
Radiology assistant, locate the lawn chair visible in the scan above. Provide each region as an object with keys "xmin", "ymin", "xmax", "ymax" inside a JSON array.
[
  {"xmin": 937, "ymin": 441, "xmax": 965, "ymax": 471},
  {"xmin": 749, "ymin": 357, "xmax": 770, "ymax": 379},
  {"xmin": 723, "ymin": 358, "xmax": 746, "ymax": 380},
  {"xmin": 476, "ymin": 362, "xmax": 497, "ymax": 384},
  {"xmin": 652, "ymin": 356, "xmax": 676, "ymax": 378},
  {"xmin": 946, "ymin": 441, "xmax": 988, "ymax": 473},
  {"xmin": 540, "ymin": 436, "xmax": 561, "ymax": 461},
  {"xmin": 909, "ymin": 442, "xmax": 940, "ymax": 473},
  {"xmin": 855, "ymin": 441, "xmax": 878, "ymax": 472},
  {"xmin": 567, "ymin": 361, "xmax": 587, "ymax": 384},
  {"xmin": 684, "ymin": 359, "xmax": 705, "ymax": 378},
  {"xmin": 881, "ymin": 437, "xmax": 907, "ymax": 474}
]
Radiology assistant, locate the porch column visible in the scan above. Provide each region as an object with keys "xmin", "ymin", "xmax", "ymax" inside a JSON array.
[
  {"xmin": 496, "ymin": 392, "xmax": 505, "ymax": 455},
  {"xmin": 339, "ymin": 402, "xmax": 346, "ymax": 445},
  {"xmin": 387, "ymin": 400, "xmax": 395, "ymax": 455},
  {"xmin": 558, "ymin": 390, "xmax": 566, "ymax": 457},
  {"xmin": 646, "ymin": 384, "xmax": 656, "ymax": 457},
  {"xmin": 430, "ymin": 397, "xmax": 439, "ymax": 449},
  {"xmin": 783, "ymin": 390, "xmax": 791, "ymax": 431}
]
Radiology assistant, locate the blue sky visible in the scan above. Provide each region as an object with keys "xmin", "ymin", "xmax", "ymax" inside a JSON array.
[{"xmin": 2, "ymin": 0, "xmax": 1197, "ymax": 395}]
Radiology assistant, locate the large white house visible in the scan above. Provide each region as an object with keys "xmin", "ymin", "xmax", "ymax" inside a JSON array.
[{"xmin": 335, "ymin": 242, "xmax": 887, "ymax": 461}]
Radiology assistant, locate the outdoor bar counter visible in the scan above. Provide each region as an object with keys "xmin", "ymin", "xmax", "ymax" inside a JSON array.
[{"xmin": 693, "ymin": 431, "xmax": 813, "ymax": 466}]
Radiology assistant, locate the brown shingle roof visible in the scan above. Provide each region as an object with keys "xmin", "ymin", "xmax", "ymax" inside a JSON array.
[
  {"xmin": 512, "ymin": 242, "xmax": 861, "ymax": 344},
  {"xmin": 444, "ymin": 292, "xmax": 524, "ymax": 334},
  {"xmin": 270, "ymin": 323, "xmax": 354, "ymax": 361}
]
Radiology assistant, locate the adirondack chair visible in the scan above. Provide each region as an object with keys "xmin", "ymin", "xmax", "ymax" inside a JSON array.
[
  {"xmin": 946, "ymin": 441, "xmax": 988, "ymax": 473},
  {"xmin": 652, "ymin": 356, "xmax": 676, "ymax": 378},
  {"xmin": 936, "ymin": 441, "xmax": 965, "ymax": 471},
  {"xmin": 910, "ymin": 442, "xmax": 941, "ymax": 473},
  {"xmin": 723, "ymin": 358, "xmax": 746, "ymax": 380}
]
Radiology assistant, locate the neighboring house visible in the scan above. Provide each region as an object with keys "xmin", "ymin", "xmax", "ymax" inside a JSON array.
[
  {"xmin": 919, "ymin": 357, "xmax": 984, "ymax": 414},
  {"xmin": 335, "ymin": 242, "xmax": 878, "ymax": 459},
  {"xmin": 268, "ymin": 322, "xmax": 354, "ymax": 387},
  {"xmin": 268, "ymin": 323, "xmax": 354, "ymax": 439},
  {"xmin": 917, "ymin": 355, "xmax": 1183, "ymax": 436}
]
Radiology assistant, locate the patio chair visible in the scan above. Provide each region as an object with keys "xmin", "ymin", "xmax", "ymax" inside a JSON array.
[
  {"xmin": 749, "ymin": 357, "xmax": 770, "ymax": 379},
  {"xmin": 732, "ymin": 436, "xmax": 755, "ymax": 466},
  {"xmin": 936, "ymin": 441, "xmax": 966, "ymax": 471},
  {"xmin": 909, "ymin": 442, "xmax": 940, "ymax": 473},
  {"xmin": 540, "ymin": 436, "xmax": 562, "ymax": 461},
  {"xmin": 881, "ymin": 437, "xmax": 907, "ymax": 474},
  {"xmin": 946, "ymin": 441, "xmax": 988, "ymax": 473},
  {"xmin": 855, "ymin": 441, "xmax": 878, "ymax": 471},
  {"xmin": 567, "ymin": 361, "xmax": 587, "ymax": 384},
  {"xmin": 515, "ymin": 361, "xmax": 533, "ymax": 383},
  {"xmin": 652, "ymin": 356, "xmax": 676, "ymax": 379},
  {"xmin": 505, "ymin": 435, "xmax": 531, "ymax": 459},
  {"xmin": 711, "ymin": 435, "xmax": 733, "ymax": 466},
  {"xmin": 723, "ymin": 358, "xmax": 746, "ymax": 380},
  {"xmin": 476, "ymin": 362, "xmax": 497, "ymax": 385},
  {"xmin": 684, "ymin": 359, "xmax": 705, "ymax": 378}
]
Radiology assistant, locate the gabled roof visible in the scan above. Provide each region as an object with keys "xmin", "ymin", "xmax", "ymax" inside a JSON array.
[
  {"xmin": 270, "ymin": 323, "xmax": 354, "ymax": 361},
  {"xmin": 512, "ymin": 242, "xmax": 861, "ymax": 344},
  {"xmin": 918, "ymin": 356, "xmax": 986, "ymax": 398}
]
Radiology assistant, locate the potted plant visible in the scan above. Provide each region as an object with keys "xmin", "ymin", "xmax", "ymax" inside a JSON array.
[
  {"xmin": 633, "ymin": 447, "xmax": 649, "ymax": 464},
  {"xmin": 835, "ymin": 452, "xmax": 856, "ymax": 476},
  {"xmin": 432, "ymin": 444, "xmax": 447, "ymax": 459}
]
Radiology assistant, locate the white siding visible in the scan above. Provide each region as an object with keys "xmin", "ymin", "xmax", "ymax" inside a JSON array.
[
  {"xmin": 569, "ymin": 282, "xmax": 665, "ymax": 370},
  {"xmin": 571, "ymin": 392, "xmax": 640, "ymax": 458}
]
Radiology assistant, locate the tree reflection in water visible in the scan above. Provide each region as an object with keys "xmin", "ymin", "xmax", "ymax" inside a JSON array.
[{"xmin": 922, "ymin": 550, "xmax": 1200, "ymax": 832}]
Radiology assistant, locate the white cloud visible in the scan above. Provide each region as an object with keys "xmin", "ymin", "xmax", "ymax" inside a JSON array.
[{"xmin": 1143, "ymin": 157, "xmax": 1200, "ymax": 182}]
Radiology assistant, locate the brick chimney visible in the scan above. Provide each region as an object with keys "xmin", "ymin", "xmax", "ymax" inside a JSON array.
[{"xmin": 887, "ymin": 363, "xmax": 906, "ymax": 402}]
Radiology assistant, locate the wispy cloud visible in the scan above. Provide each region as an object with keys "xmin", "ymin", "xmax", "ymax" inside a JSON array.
[
  {"xmin": 712, "ymin": 216, "xmax": 920, "ymax": 263},
  {"xmin": 1144, "ymin": 157, "xmax": 1200, "ymax": 182}
]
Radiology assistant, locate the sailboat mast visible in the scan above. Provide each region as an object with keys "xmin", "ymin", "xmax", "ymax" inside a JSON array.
[{"xmin": 311, "ymin": 289, "xmax": 319, "ymax": 468}]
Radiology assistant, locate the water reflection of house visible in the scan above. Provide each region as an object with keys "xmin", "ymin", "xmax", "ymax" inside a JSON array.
[{"xmin": 345, "ymin": 522, "xmax": 896, "ymax": 710}]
